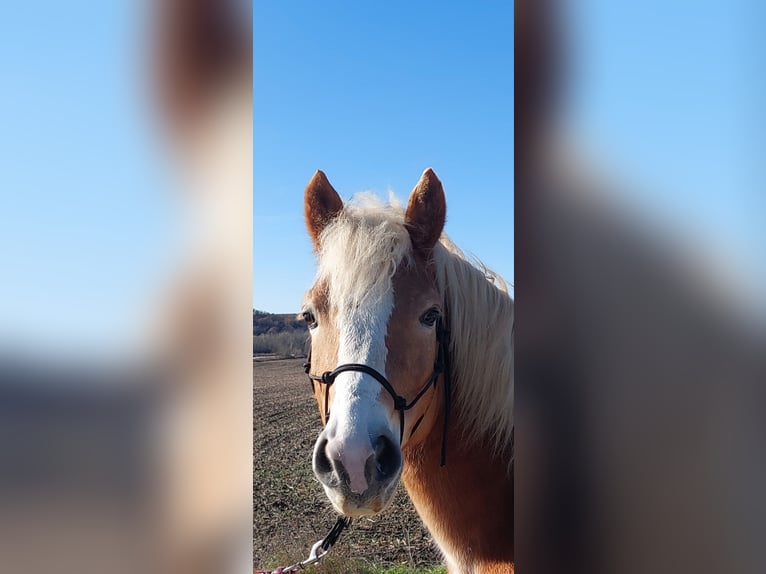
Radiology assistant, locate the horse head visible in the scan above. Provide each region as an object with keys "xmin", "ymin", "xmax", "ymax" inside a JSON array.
[{"xmin": 301, "ymin": 168, "xmax": 448, "ymax": 517}]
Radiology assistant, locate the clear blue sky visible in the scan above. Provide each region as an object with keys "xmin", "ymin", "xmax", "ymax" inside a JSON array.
[
  {"xmin": 0, "ymin": 1, "xmax": 761, "ymax": 346},
  {"xmin": 253, "ymin": 2, "xmax": 515, "ymax": 313}
]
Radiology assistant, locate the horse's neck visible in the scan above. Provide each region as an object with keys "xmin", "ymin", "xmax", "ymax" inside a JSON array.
[{"xmin": 402, "ymin": 409, "xmax": 514, "ymax": 573}]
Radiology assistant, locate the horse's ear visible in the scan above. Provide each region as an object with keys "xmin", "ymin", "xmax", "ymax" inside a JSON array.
[
  {"xmin": 405, "ymin": 168, "xmax": 446, "ymax": 254},
  {"xmin": 305, "ymin": 170, "xmax": 343, "ymax": 249}
]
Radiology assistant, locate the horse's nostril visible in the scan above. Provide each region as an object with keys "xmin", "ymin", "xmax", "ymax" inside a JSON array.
[
  {"xmin": 314, "ymin": 436, "xmax": 332, "ymax": 475},
  {"xmin": 314, "ymin": 433, "xmax": 401, "ymax": 495},
  {"xmin": 373, "ymin": 435, "xmax": 401, "ymax": 480}
]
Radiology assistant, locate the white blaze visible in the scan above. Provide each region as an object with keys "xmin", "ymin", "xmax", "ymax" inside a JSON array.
[{"xmin": 327, "ymin": 288, "xmax": 395, "ymax": 494}]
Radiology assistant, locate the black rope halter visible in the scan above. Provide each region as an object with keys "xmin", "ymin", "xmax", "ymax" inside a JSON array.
[{"xmin": 304, "ymin": 318, "xmax": 452, "ymax": 466}]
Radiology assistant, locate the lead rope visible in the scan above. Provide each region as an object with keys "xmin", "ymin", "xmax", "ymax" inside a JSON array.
[
  {"xmin": 254, "ymin": 516, "xmax": 352, "ymax": 574},
  {"xmin": 437, "ymin": 319, "xmax": 452, "ymax": 467}
]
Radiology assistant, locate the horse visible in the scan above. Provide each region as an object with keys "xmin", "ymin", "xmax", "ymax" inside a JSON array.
[{"xmin": 300, "ymin": 168, "xmax": 514, "ymax": 573}]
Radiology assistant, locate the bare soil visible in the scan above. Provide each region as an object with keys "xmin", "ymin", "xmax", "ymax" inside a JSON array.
[{"xmin": 253, "ymin": 358, "xmax": 442, "ymax": 571}]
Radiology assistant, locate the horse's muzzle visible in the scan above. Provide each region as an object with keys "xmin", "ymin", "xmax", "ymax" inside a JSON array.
[{"xmin": 313, "ymin": 431, "xmax": 402, "ymax": 517}]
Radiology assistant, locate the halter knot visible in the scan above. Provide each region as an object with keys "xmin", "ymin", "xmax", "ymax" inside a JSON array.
[{"xmin": 321, "ymin": 371, "xmax": 335, "ymax": 385}]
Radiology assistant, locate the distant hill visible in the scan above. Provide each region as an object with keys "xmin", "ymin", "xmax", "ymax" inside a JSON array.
[{"xmin": 253, "ymin": 310, "xmax": 308, "ymax": 357}]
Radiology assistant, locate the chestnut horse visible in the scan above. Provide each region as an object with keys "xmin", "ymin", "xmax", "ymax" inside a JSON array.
[{"xmin": 301, "ymin": 168, "xmax": 514, "ymax": 573}]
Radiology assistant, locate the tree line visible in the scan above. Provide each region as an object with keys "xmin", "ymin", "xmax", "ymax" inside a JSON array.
[{"xmin": 253, "ymin": 310, "xmax": 309, "ymax": 357}]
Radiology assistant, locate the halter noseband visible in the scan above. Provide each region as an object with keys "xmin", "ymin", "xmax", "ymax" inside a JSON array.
[{"xmin": 304, "ymin": 318, "xmax": 452, "ymax": 467}]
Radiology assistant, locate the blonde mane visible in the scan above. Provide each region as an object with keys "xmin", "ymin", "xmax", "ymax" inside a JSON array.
[
  {"xmin": 317, "ymin": 193, "xmax": 514, "ymax": 453},
  {"xmin": 433, "ymin": 237, "xmax": 514, "ymax": 454}
]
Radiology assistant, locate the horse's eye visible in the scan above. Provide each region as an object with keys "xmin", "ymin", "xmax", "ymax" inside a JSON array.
[
  {"xmin": 420, "ymin": 307, "xmax": 440, "ymax": 327},
  {"xmin": 301, "ymin": 310, "xmax": 317, "ymax": 329}
]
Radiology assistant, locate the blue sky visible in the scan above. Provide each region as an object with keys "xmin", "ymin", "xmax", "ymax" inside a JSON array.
[{"xmin": 253, "ymin": 2, "xmax": 514, "ymax": 313}]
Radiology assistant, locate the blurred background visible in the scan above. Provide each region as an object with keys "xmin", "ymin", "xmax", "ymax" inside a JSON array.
[
  {"xmin": 0, "ymin": 1, "xmax": 252, "ymax": 573},
  {"xmin": 516, "ymin": 1, "xmax": 764, "ymax": 573}
]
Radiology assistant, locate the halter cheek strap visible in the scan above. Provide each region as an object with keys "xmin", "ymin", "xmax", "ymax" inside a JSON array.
[{"xmin": 304, "ymin": 319, "xmax": 452, "ymax": 467}]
